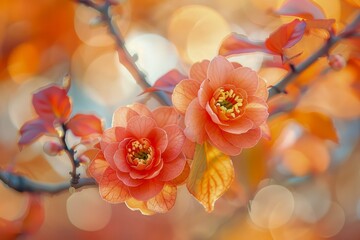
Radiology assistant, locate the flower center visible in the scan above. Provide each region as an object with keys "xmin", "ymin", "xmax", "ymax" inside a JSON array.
[
  {"xmin": 126, "ymin": 138, "xmax": 154, "ymax": 170},
  {"xmin": 212, "ymin": 87, "xmax": 243, "ymax": 121}
]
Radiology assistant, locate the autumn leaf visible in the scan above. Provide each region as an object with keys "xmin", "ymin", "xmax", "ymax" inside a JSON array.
[
  {"xmin": 290, "ymin": 109, "xmax": 339, "ymax": 143},
  {"xmin": 275, "ymin": 0, "xmax": 326, "ymax": 20},
  {"xmin": 187, "ymin": 142, "xmax": 234, "ymax": 212},
  {"xmin": 265, "ymin": 19, "xmax": 307, "ymax": 58},
  {"xmin": 146, "ymin": 184, "xmax": 177, "ymax": 213},
  {"xmin": 18, "ymin": 118, "xmax": 57, "ymax": 149},
  {"xmin": 140, "ymin": 69, "xmax": 186, "ymax": 96},
  {"xmin": 66, "ymin": 114, "xmax": 103, "ymax": 137},
  {"xmin": 218, "ymin": 33, "xmax": 269, "ymax": 56},
  {"xmin": 32, "ymin": 85, "xmax": 71, "ymax": 123}
]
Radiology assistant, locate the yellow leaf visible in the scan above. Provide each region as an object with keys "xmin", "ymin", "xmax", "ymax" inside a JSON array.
[
  {"xmin": 187, "ymin": 142, "xmax": 234, "ymax": 212},
  {"xmin": 290, "ymin": 110, "xmax": 339, "ymax": 143}
]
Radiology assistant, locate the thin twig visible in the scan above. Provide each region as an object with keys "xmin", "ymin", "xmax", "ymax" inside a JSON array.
[
  {"xmin": 77, "ymin": 0, "xmax": 172, "ymax": 106},
  {"xmin": 269, "ymin": 12, "xmax": 360, "ymax": 99},
  {"xmin": 0, "ymin": 171, "xmax": 96, "ymax": 194},
  {"xmin": 60, "ymin": 124, "xmax": 80, "ymax": 186}
]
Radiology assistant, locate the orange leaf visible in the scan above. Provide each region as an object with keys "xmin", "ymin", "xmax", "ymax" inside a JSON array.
[
  {"xmin": 146, "ymin": 184, "xmax": 177, "ymax": 213},
  {"xmin": 219, "ymin": 33, "xmax": 269, "ymax": 57},
  {"xmin": 290, "ymin": 110, "xmax": 339, "ymax": 143},
  {"xmin": 18, "ymin": 118, "xmax": 57, "ymax": 149},
  {"xmin": 99, "ymin": 167, "xmax": 131, "ymax": 203},
  {"xmin": 32, "ymin": 85, "xmax": 71, "ymax": 123},
  {"xmin": 276, "ymin": 0, "xmax": 326, "ymax": 19},
  {"xmin": 187, "ymin": 142, "xmax": 234, "ymax": 212},
  {"xmin": 140, "ymin": 69, "xmax": 186, "ymax": 96},
  {"xmin": 66, "ymin": 114, "xmax": 103, "ymax": 137},
  {"xmin": 265, "ymin": 19, "xmax": 306, "ymax": 57}
]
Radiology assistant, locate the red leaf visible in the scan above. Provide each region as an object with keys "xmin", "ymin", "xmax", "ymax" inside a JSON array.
[
  {"xmin": 140, "ymin": 69, "xmax": 186, "ymax": 96},
  {"xmin": 18, "ymin": 118, "xmax": 56, "ymax": 148},
  {"xmin": 265, "ymin": 19, "xmax": 306, "ymax": 57},
  {"xmin": 276, "ymin": 0, "xmax": 326, "ymax": 20},
  {"xmin": 66, "ymin": 114, "xmax": 103, "ymax": 137},
  {"xmin": 219, "ymin": 33, "xmax": 269, "ymax": 56},
  {"xmin": 32, "ymin": 85, "xmax": 71, "ymax": 123}
]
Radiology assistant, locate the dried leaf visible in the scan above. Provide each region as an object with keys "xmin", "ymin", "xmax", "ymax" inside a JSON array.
[
  {"xmin": 276, "ymin": 0, "xmax": 326, "ymax": 19},
  {"xmin": 32, "ymin": 85, "xmax": 71, "ymax": 123},
  {"xmin": 146, "ymin": 184, "xmax": 177, "ymax": 213},
  {"xmin": 66, "ymin": 114, "xmax": 103, "ymax": 137},
  {"xmin": 290, "ymin": 109, "xmax": 339, "ymax": 143},
  {"xmin": 187, "ymin": 142, "xmax": 234, "ymax": 212},
  {"xmin": 219, "ymin": 33, "xmax": 269, "ymax": 56}
]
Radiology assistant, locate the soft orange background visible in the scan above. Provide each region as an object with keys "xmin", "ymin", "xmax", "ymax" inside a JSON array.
[{"xmin": 0, "ymin": 0, "xmax": 360, "ymax": 239}]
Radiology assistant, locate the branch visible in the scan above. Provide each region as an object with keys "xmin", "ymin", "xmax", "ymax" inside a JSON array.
[
  {"xmin": 0, "ymin": 170, "xmax": 96, "ymax": 194},
  {"xmin": 60, "ymin": 124, "xmax": 80, "ymax": 186},
  {"xmin": 77, "ymin": 0, "xmax": 172, "ymax": 106},
  {"xmin": 269, "ymin": 12, "xmax": 360, "ymax": 99}
]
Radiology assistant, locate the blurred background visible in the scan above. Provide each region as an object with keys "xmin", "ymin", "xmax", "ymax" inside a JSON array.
[{"xmin": 0, "ymin": 0, "xmax": 360, "ymax": 239}]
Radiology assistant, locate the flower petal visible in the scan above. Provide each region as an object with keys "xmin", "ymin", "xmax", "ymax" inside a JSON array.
[
  {"xmin": 99, "ymin": 167, "xmax": 131, "ymax": 203},
  {"xmin": 114, "ymin": 140, "xmax": 132, "ymax": 172},
  {"xmin": 162, "ymin": 125, "xmax": 185, "ymax": 162},
  {"xmin": 223, "ymin": 127, "xmax": 262, "ymax": 149},
  {"xmin": 147, "ymin": 127, "xmax": 168, "ymax": 153},
  {"xmin": 245, "ymin": 96, "xmax": 269, "ymax": 126},
  {"xmin": 228, "ymin": 67, "xmax": 259, "ymax": 95},
  {"xmin": 152, "ymin": 106, "xmax": 180, "ymax": 127},
  {"xmin": 219, "ymin": 117, "xmax": 253, "ymax": 134},
  {"xmin": 116, "ymin": 171, "xmax": 143, "ymax": 187},
  {"xmin": 207, "ymin": 56, "xmax": 234, "ymax": 90},
  {"xmin": 126, "ymin": 116, "xmax": 157, "ymax": 140},
  {"xmin": 205, "ymin": 102, "xmax": 226, "ymax": 126},
  {"xmin": 184, "ymin": 99, "xmax": 209, "ymax": 144},
  {"xmin": 190, "ymin": 60, "xmax": 210, "ymax": 82},
  {"xmin": 198, "ymin": 79, "xmax": 214, "ymax": 108},
  {"xmin": 146, "ymin": 184, "xmax": 177, "ymax": 213},
  {"xmin": 130, "ymin": 103, "xmax": 153, "ymax": 117},
  {"xmin": 100, "ymin": 127, "xmax": 126, "ymax": 151},
  {"xmin": 104, "ymin": 142, "xmax": 120, "ymax": 169},
  {"xmin": 205, "ymin": 122, "xmax": 242, "ymax": 156},
  {"xmin": 112, "ymin": 107, "xmax": 139, "ymax": 127},
  {"xmin": 88, "ymin": 153, "xmax": 109, "ymax": 182},
  {"xmin": 129, "ymin": 179, "xmax": 164, "ymax": 201},
  {"xmin": 172, "ymin": 79, "xmax": 201, "ymax": 115},
  {"xmin": 157, "ymin": 153, "xmax": 186, "ymax": 181}
]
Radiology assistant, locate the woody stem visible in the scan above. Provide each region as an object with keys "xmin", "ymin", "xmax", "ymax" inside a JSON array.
[
  {"xmin": 269, "ymin": 12, "xmax": 360, "ymax": 99},
  {"xmin": 60, "ymin": 124, "xmax": 80, "ymax": 186},
  {"xmin": 77, "ymin": 0, "xmax": 172, "ymax": 106}
]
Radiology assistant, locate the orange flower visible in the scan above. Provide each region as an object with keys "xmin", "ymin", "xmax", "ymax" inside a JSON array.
[
  {"xmin": 172, "ymin": 56, "xmax": 269, "ymax": 156},
  {"xmin": 89, "ymin": 103, "xmax": 187, "ymax": 213}
]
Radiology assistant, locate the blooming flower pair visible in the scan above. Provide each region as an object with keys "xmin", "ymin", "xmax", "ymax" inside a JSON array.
[{"xmin": 89, "ymin": 56, "xmax": 269, "ymax": 213}]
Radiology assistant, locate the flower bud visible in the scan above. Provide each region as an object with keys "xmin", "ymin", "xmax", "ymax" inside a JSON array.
[
  {"xmin": 328, "ymin": 54, "xmax": 346, "ymax": 71},
  {"xmin": 43, "ymin": 141, "xmax": 63, "ymax": 156}
]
